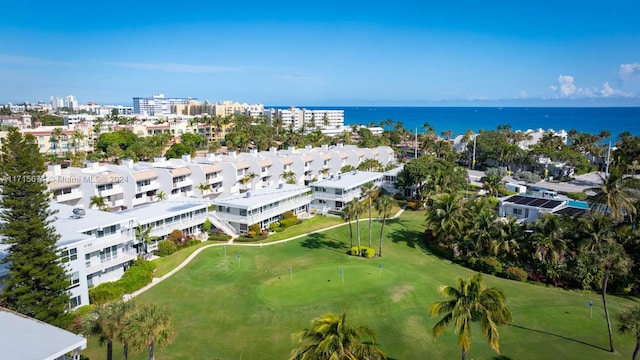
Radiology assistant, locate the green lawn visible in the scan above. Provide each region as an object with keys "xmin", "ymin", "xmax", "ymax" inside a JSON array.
[{"xmin": 83, "ymin": 210, "xmax": 639, "ymax": 360}]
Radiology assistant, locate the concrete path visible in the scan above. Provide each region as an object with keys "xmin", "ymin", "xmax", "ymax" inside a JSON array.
[{"xmin": 125, "ymin": 207, "xmax": 406, "ymax": 300}]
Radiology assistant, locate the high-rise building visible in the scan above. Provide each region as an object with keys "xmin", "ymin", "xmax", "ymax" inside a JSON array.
[{"xmin": 132, "ymin": 94, "xmax": 196, "ymax": 116}]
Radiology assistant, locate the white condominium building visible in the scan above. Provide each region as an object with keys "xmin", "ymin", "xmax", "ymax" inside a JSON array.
[
  {"xmin": 309, "ymin": 170, "xmax": 384, "ymax": 211},
  {"xmin": 133, "ymin": 94, "xmax": 196, "ymax": 116}
]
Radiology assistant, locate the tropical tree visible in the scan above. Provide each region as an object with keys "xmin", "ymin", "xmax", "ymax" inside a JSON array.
[
  {"xmin": 0, "ymin": 128, "xmax": 70, "ymax": 326},
  {"xmin": 112, "ymin": 300, "xmax": 137, "ymax": 360},
  {"xmin": 619, "ymin": 306, "xmax": 640, "ymax": 360},
  {"xmin": 341, "ymin": 201, "xmax": 357, "ymax": 248},
  {"xmin": 289, "ymin": 312, "xmax": 386, "ymax": 360},
  {"xmin": 375, "ymin": 195, "xmax": 397, "ymax": 257},
  {"xmin": 426, "ymin": 193, "xmax": 466, "ymax": 257},
  {"xmin": 123, "ymin": 303, "xmax": 176, "ymax": 360},
  {"xmin": 361, "ymin": 182, "xmax": 379, "ymax": 247},
  {"xmin": 197, "ymin": 182, "xmax": 211, "ymax": 198},
  {"xmin": 585, "ymin": 169, "xmax": 640, "ymax": 223},
  {"xmin": 90, "ymin": 195, "xmax": 109, "ymax": 211},
  {"xmin": 72, "ymin": 129, "xmax": 85, "ymax": 154},
  {"xmin": 81, "ymin": 302, "xmax": 119, "ymax": 360},
  {"xmin": 156, "ymin": 190, "xmax": 166, "ymax": 202},
  {"xmin": 353, "ymin": 200, "xmax": 367, "ymax": 255},
  {"xmin": 281, "ymin": 170, "xmax": 297, "ymax": 185},
  {"xmin": 241, "ymin": 172, "xmax": 258, "ymax": 190},
  {"xmin": 135, "ymin": 225, "xmax": 158, "ymax": 256},
  {"xmin": 430, "ymin": 273, "xmax": 513, "ymax": 360},
  {"xmin": 589, "ymin": 240, "xmax": 632, "ymax": 353}
]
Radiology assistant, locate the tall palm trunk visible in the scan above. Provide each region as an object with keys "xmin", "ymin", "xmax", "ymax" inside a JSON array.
[
  {"xmin": 379, "ymin": 217, "xmax": 386, "ymax": 257},
  {"xmin": 123, "ymin": 343, "xmax": 128, "ymax": 360},
  {"xmin": 461, "ymin": 348, "xmax": 466, "ymax": 360},
  {"xmin": 356, "ymin": 215, "xmax": 361, "ymax": 255},
  {"xmin": 602, "ymin": 269, "xmax": 615, "ymax": 352},
  {"xmin": 348, "ymin": 220, "xmax": 353, "ymax": 248},
  {"xmin": 368, "ymin": 198, "xmax": 373, "ymax": 247},
  {"xmin": 107, "ymin": 341, "xmax": 113, "ymax": 360},
  {"xmin": 633, "ymin": 340, "xmax": 640, "ymax": 360},
  {"xmin": 149, "ymin": 341, "xmax": 155, "ymax": 360}
]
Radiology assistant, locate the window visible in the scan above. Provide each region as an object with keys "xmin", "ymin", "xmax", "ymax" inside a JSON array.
[
  {"xmin": 70, "ymin": 295, "xmax": 82, "ymax": 308},
  {"xmin": 512, "ymin": 208, "xmax": 523, "ymax": 215},
  {"xmin": 60, "ymin": 248, "xmax": 78, "ymax": 263},
  {"xmin": 69, "ymin": 271, "xmax": 80, "ymax": 288}
]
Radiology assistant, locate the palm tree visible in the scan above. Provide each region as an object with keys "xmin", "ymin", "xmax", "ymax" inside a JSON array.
[
  {"xmin": 289, "ymin": 312, "xmax": 386, "ymax": 360},
  {"xmin": 197, "ymin": 182, "xmax": 211, "ymax": 198},
  {"xmin": 341, "ymin": 201, "xmax": 357, "ymax": 249},
  {"xmin": 375, "ymin": 195, "xmax": 397, "ymax": 257},
  {"xmin": 241, "ymin": 172, "xmax": 258, "ymax": 191},
  {"xmin": 50, "ymin": 127, "xmax": 63, "ymax": 157},
  {"xmin": 112, "ymin": 300, "xmax": 137, "ymax": 360},
  {"xmin": 81, "ymin": 302, "xmax": 119, "ymax": 360},
  {"xmin": 90, "ymin": 195, "xmax": 109, "ymax": 212},
  {"xmin": 589, "ymin": 240, "xmax": 632, "ymax": 353},
  {"xmin": 430, "ymin": 273, "xmax": 513, "ymax": 360},
  {"xmin": 353, "ymin": 200, "xmax": 367, "ymax": 255},
  {"xmin": 281, "ymin": 170, "xmax": 297, "ymax": 185},
  {"xmin": 619, "ymin": 306, "xmax": 640, "ymax": 360},
  {"xmin": 585, "ymin": 170, "xmax": 640, "ymax": 222},
  {"xmin": 124, "ymin": 303, "xmax": 176, "ymax": 360},
  {"xmin": 361, "ymin": 182, "xmax": 379, "ymax": 247},
  {"xmin": 135, "ymin": 225, "xmax": 158, "ymax": 256},
  {"xmin": 72, "ymin": 129, "xmax": 85, "ymax": 154},
  {"xmin": 156, "ymin": 190, "xmax": 166, "ymax": 202},
  {"xmin": 426, "ymin": 193, "xmax": 466, "ymax": 257}
]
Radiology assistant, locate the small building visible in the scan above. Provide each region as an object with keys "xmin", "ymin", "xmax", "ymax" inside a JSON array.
[
  {"xmin": 309, "ymin": 170, "xmax": 383, "ymax": 211},
  {"xmin": 0, "ymin": 306, "xmax": 86, "ymax": 360},
  {"xmin": 211, "ymin": 184, "xmax": 312, "ymax": 234},
  {"xmin": 497, "ymin": 194, "xmax": 587, "ymax": 223}
]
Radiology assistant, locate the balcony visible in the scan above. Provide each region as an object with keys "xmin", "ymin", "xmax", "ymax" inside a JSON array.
[
  {"xmin": 147, "ymin": 213, "xmax": 209, "ymax": 236},
  {"xmin": 214, "ymin": 194, "xmax": 312, "ymax": 225},
  {"xmin": 99, "ymin": 184, "xmax": 124, "ymax": 197},
  {"xmin": 173, "ymin": 178, "xmax": 193, "ymax": 189},
  {"xmin": 84, "ymin": 234, "xmax": 134, "ymax": 254},
  {"xmin": 206, "ymin": 174, "xmax": 223, "ymax": 185},
  {"xmin": 137, "ymin": 181, "xmax": 160, "ymax": 193},
  {"xmin": 54, "ymin": 188, "xmax": 83, "ymax": 202},
  {"xmin": 85, "ymin": 251, "xmax": 136, "ymax": 274}
]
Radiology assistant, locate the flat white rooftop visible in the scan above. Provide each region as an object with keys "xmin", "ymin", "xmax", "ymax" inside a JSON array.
[
  {"xmin": 213, "ymin": 184, "xmax": 309, "ymax": 210},
  {"xmin": 118, "ymin": 197, "xmax": 210, "ymax": 223},
  {"xmin": 50, "ymin": 203, "xmax": 135, "ymax": 247},
  {"xmin": 310, "ymin": 171, "xmax": 382, "ymax": 190},
  {"xmin": 0, "ymin": 306, "xmax": 87, "ymax": 360}
]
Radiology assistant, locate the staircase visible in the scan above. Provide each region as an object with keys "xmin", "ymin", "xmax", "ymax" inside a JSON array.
[{"xmin": 208, "ymin": 213, "xmax": 237, "ymax": 236}]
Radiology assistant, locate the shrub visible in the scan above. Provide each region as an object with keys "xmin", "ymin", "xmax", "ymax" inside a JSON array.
[
  {"xmin": 89, "ymin": 281, "xmax": 125, "ymax": 304},
  {"xmin": 348, "ymin": 245, "xmax": 376, "ymax": 258},
  {"xmin": 470, "ymin": 256, "xmax": 503, "ymax": 275},
  {"xmin": 282, "ymin": 210, "xmax": 295, "ymax": 219},
  {"xmin": 567, "ymin": 192, "xmax": 587, "ymax": 201},
  {"xmin": 512, "ymin": 171, "xmax": 541, "ymax": 183},
  {"xmin": 202, "ymin": 219, "xmax": 212, "ymax": 232},
  {"xmin": 279, "ymin": 217, "xmax": 298, "ymax": 228},
  {"xmin": 269, "ymin": 222, "xmax": 283, "ymax": 232},
  {"xmin": 249, "ymin": 223, "xmax": 261, "ymax": 234},
  {"xmin": 156, "ymin": 240, "xmax": 177, "ymax": 257},
  {"xmin": 208, "ymin": 232, "xmax": 232, "ymax": 241},
  {"xmin": 247, "ymin": 231, "xmax": 257, "ymax": 238},
  {"xmin": 167, "ymin": 229, "xmax": 184, "ymax": 243},
  {"xmin": 501, "ymin": 266, "xmax": 529, "ymax": 282}
]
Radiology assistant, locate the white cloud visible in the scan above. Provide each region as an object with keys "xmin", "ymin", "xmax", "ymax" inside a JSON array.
[
  {"xmin": 558, "ymin": 74, "xmax": 576, "ymax": 96},
  {"xmin": 108, "ymin": 62, "xmax": 239, "ymax": 73},
  {"xmin": 600, "ymin": 82, "xmax": 632, "ymax": 97},
  {"xmin": 620, "ymin": 63, "xmax": 640, "ymax": 80}
]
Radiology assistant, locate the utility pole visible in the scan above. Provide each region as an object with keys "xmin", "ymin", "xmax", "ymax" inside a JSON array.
[
  {"xmin": 472, "ymin": 134, "xmax": 477, "ymax": 170},
  {"xmin": 605, "ymin": 141, "xmax": 612, "ymax": 178},
  {"xmin": 414, "ymin": 127, "xmax": 418, "ymax": 159}
]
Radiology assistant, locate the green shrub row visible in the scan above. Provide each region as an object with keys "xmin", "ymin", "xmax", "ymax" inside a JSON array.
[
  {"xmin": 88, "ymin": 259, "xmax": 156, "ymax": 304},
  {"xmin": 208, "ymin": 232, "xmax": 232, "ymax": 241},
  {"xmin": 347, "ymin": 246, "xmax": 376, "ymax": 258},
  {"xmin": 156, "ymin": 238, "xmax": 200, "ymax": 257},
  {"xmin": 566, "ymin": 192, "xmax": 588, "ymax": 201},
  {"xmin": 468, "ymin": 256, "xmax": 503, "ymax": 274}
]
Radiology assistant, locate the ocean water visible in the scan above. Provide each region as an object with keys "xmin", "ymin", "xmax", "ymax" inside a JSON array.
[{"xmin": 305, "ymin": 106, "xmax": 640, "ymax": 138}]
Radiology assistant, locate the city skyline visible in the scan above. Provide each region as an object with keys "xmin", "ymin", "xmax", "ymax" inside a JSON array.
[{"xmin": 1, "ymin": 1, "xmax": 639, "ymax": 106}]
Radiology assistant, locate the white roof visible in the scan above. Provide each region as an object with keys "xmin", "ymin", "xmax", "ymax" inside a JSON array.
[
  {"xmin": 310, "ymin": 171, "xmax": 383, "ymax": 190},
  {"xmin": 50, "ymin": 203, "xmax": 135, "ymax": 247},
  {"xmin": 118, "ymin": 197, "xmax": 210, "ymax": 224},
  {"xmin": 213, "ymin": 184, "xmax": 309, "ymax": 210},
  {"xmin": 0, "ymin": 306, "xmax": 87, "ymax": 360}
]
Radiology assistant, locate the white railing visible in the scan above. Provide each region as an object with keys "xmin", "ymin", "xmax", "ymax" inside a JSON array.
[
  {"xmin": 147, "ymin": 214, "xmax": 208, "ymax": 237},
  {"xmin": 208, "ymin": 213, "xmax": 237, "ymax": 235},
  {"xmin": 214, "ymin": 194, "xmax": 311, "ymax": 225},
  {"xmin": 137, "ymin": 182, "xmax": 160, "ymax": 193},
  {"xmin": 86, "ymin": 251, "xmax": 136, "ymax": 273},
  {"xmin": 173, "ymin": 178, "xmax": 193, "ymax": 189},
  {"xmin": 84, "ymin": 234, "xmax": 134, "ymax": 254},
  {"xmin": 207, "ymin": 175, "xmax": 223, "ymax": 184},
  {"xmin": 56, "ymin": 190, "xmax": 83, "ymax": 202},
  {"xmin": 99, "ymin": 185, "xmax": 124, "ymax": 197}
]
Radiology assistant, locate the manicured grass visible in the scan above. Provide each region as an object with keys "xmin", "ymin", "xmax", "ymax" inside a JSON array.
[
  {"xmin": 265, "ymin": 215, "xmax": 345, "ymax": 242},
  {"xmin": 83, "ymin": 210, "xmax": 639, "ymax": 360},
  {"xmin": 153, "ymin": 241, "xmax": 212, "ymax": 277}
]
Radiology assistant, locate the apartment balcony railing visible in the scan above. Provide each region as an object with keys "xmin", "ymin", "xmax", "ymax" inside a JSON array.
[
  {"xmin": 214, "ymin": 194, "xmax": 312, "ymax": 225},
  {"xmin": 147, "ymin": 214, "xmax": 208, "ymax": 237},
  {"xmin": 99, "ymin": 185, "xmax": 124, "ymax": 197},
  {"xmin": 84, "ymin": 234, "xmax": 135, "ymax": 254},
  {"xmin": 85, "ymin": 251, "xmax": 136, "ymax": 274},
  {"xmin": 137, "ymin": 182, "xmax": 160, "ymax": 193},
  {"xmin": 55, "ymin": 189, "xmax": 83, "ymax": 202},
  {"xmin": 172, "ymin": 178, "xmax": 193, "ymax": 189},
  {"xmin": 206, "ymin": 174, "xmax": 224, "ymax": 185}
]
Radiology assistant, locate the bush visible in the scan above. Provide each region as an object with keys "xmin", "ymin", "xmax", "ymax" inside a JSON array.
[
  {"xmin": 469, "ymin": 256, "xmax": 503, "ymax": 275},
  {"xmin": 348, "ymin": 245, "xmax": 376, "ymax": 258},
  {"xmin": 279, "ymin": 217, "xmax": 298, "ymax": 228},
  {"xmin": 249, "ymin": 223, "xmax": 261, "ymax": 234},
  {"xmin": 269, "ymin": 222, "xmax": 283, "ymax": 232},
  {"xmin": 512, "ymin": 171, "xmax": 541, "ymax": 183},
  {"xmin": 203, "ymin": 219, "xmax": 212, "ymax": 233},
  {"xmin": 247, "ymin": 231, "xmax": 257, "ymax": 238},
  {"xmin": 501, "ymin": 266, "xmax": 529, "ymax": 282},
  {"xmin": 156, "ymin": 240, "xmax": 177, "ymax": 257},
  {"xmin": 282, "ymin": 210, "xmax": 295, "ymax": 219},
  {"xmin": 406, "ymin": 201, "xmax": 423, "ymax": 211},
  {"xmin": 89, "ymin": 281, "xmax": 125, "ymax": 304},
  {"xmin": 567, "ymin": 192, "xmax": 587, "ymax": 201},
  {"xmin": 167, "ymin": 229, "xmax": 184, "ymax": 243},
  {"xmin": 208, "ymin": 232, "xmax": 232, "ymax": 241}
]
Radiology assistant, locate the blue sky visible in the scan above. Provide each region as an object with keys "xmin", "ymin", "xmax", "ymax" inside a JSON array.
[{"xmin": 1, "ymin": 0, "xmax": 639, "ymax": 106}]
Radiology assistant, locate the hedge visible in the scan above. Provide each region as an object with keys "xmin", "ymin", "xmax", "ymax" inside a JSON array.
[
  {"xmin": 468, "ymin": 256, "xmax": 503, "ymax": 275},
  {"xmin": 88, "ymin": 259, "xmax": 156, "ymax": 304},
  {"xmin": 209, "ymin": 232, "xmax": 232, "ymax": 241},
  {"xmin": 348, "ymin": 246, "xmax": 376, "ymax": 258},
  {"xmin": 500, "ymin": 266, "xmax": 529, "ymax": 282}
]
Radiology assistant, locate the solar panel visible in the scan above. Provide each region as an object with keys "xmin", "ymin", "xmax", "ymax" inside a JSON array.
[
  {"xmin": 540, "ymin": 200, "xmax": 562, "ymax": 209},
  {"xmin": 529, "ymin": 199, "xmax": 547, "ymax": 207}
]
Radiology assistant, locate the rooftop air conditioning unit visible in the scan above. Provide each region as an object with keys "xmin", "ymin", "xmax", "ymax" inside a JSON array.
[{"xmin": 72, "ymin": 208, "xmax": 85, "ymax": 218}]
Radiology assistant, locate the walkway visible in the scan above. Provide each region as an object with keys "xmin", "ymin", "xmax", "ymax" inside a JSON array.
[{"xmin": 125, "ymin": 207, "xmax": 406, "ymax": 300}]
